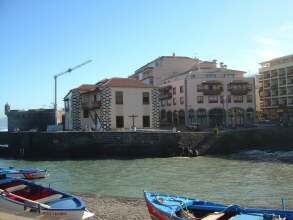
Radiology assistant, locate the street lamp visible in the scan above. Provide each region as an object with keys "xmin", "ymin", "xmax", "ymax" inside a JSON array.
[{"xmin": 53, "ymin": 60, "xmax": 92, "ymax": 125}]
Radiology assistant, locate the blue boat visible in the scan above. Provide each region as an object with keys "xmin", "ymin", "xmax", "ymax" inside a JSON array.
[
  {"xmin": 0, "ymin": 167, "xmax": 49, "ymax": 179},
  {"xmin": 144, "ymin": 191, "xmax": 293, "ymax": 220}
]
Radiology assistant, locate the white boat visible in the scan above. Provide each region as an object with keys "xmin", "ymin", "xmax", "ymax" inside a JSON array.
[
  {"xmin": 0, "ymin": 167, "xmax": 49, "ymax": 180},
  {"xmin": 0, "ymin": 174, "xmax": 94, "ymax": 220}
]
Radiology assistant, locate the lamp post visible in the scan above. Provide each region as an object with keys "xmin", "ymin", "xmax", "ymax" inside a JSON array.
[
  {"xmin": 53, "ymin": 60, "xmax": 92, "ymax": 125},
  {"xmin": 184, "ymin": 72, "xmax": 192, "ymax": 128}
]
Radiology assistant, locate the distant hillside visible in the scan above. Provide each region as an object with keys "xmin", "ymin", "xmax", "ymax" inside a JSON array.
[{"xmin": 0, "ymin": 117, "xmax": 7, "ymax": 130}]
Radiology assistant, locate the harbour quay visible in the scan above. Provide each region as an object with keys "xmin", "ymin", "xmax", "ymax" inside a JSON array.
[{"xmin": 0, "ymin": 127, "xmax": 293, "ymax": 159}]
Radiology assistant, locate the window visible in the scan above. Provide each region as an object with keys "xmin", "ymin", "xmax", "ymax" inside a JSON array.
[
  {"xmin": 247, "ymin": 95, "xmax": 253, "ymax": 103},
  {"xmin": 208, "ymin": 96, "xmax": 218, "ymax": 103},
  {"xmin": 96, "ymin": 94, "xmax": 101, "ymax": 102},
  {"xmin": 143, "ymin": 116, "xmax": 150, "ymax": 127},
  {"xmin": 197, "ymin": 96, "xmax": 204, "ymax": 104},
  {"xmin": 116, "ymin": 116, "xmax": 124, "ymax": 128},
  {"xmin": 149, "ymin": 78, "xmax": 154, "ymax": 85},
  {"xmin": 220, "ymin": 96, "xmax": 224, "ymax": 103},
  {"xmin": 225, "ymin": 74, "xmax": 234, "ymax": 78},
  {"xmin": 180, "ymin": 97, "xmax": 184, "ymax": 105},
  {"xmin": 143, "ymin": 92, "xmax": 150, "ymax": 105},
  {"xmin": 197, "ymin": 84, "xmax": 203, "ymax": 92},
  {"xmin": 180, "ymin": 86, "xmax": 184, "ymax": 93},
  {"xmin": 82, "ymin": 95, "xmax": 89, "ymax": 103},
  {"xmin": 167, "ymin": 100, "xmax": 171, "ymax": 106},
  {"xmin": 173, "ymin": 87, "xmax": 176, "ymax": 95},
  {"xmin": 65, "ymin": 101, "xmax": 69, "ymax": 112},
  {"xmin": 234, "ymin": 95, "xmax": 243, "ymax": 103},
  {"xmin": 161, "ymin": 100, "xmax": 165, "ymax": 107},
  {"xmin": 115, "ymin": 91, "xmax": 123, "ymax": 104},
  {"xmin": 227, "ymin": 95, "xmax": 231, "ymax": 103},
  {"xmin": 83, "ymin": 109, "xmax": 89, "ymax": 118},
  {"xmin": 206, "ymin": 74, "xmax": 216, "ymax": 78},
  {"xmin": 173, "ymin": 97, "xmax": 176, "ymax": 105}
]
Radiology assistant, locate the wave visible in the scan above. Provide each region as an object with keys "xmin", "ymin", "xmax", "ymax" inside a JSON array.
[{"xmin": 228, "ymin": 149, "xmax": 293, "ymax": 163}]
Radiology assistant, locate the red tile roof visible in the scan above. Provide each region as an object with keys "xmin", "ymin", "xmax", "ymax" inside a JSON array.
[
  {"xmin": 76, "ymin": 84, "xmax": 96, "ymax": 91},
  {"xmin": 101, "ymin": 78, "xmax": 154, "ymax": 88}
]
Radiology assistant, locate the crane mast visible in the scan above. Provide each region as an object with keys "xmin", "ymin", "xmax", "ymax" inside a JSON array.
[{"xmin": 54, "ymin": 60, "xmax": 92, "ymax": 126}]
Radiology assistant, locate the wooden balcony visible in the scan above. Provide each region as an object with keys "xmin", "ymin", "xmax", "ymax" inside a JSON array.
[
  {"xmin": 197, "ymin": 81, "xmax": 223, "ymax": 95},
  {"xmin": 228, "ymin": 81, "xmax": 252, "ymax": 95},
  {"xmin": 159, "ymin": 86, "xmax": 172, "ymax": 100},
  {"xmin": 82, "ymin": 101, "xmax": 101, "ymax": 110}
]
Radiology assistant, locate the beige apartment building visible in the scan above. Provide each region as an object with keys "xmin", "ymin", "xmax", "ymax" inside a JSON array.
[
  {"xmin": 259, "ymin": 54, "xmax": 293, "ymax": 123},
  {"xmin": 159, "ymin": 60, "xmax": 256, "ymax": 128},
  {"xmin": 64, "ymin": 78, "xmax": 160, "ymax": 131},
  {"xmin": 130, "ymin": 54, "xmax": 199, "ymax": 86}
]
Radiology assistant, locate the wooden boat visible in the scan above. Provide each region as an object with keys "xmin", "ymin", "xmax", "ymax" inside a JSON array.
[
  {"xmin": 0, "ymin": 174, "xmax": 94, "ymax": 220},
  {"xmin": 144, "ymin": 191, "xmax": 293, "ymax": 220},
  {"xmin": 0, "ymin": 167, "xmax": 49, "ymax": 179}
]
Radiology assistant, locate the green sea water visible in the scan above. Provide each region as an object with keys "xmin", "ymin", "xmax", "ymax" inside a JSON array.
[{"xmin": 1, "ymin": 150, "xmax": 293, "ymax": 208}]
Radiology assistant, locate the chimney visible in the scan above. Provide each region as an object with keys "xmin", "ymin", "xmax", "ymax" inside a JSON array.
[{"xmin": 172, "ymin": 52, "xmax": 176, "ymax": 56}]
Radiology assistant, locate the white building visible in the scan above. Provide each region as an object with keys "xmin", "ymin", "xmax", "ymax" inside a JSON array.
[
  {"xmin": 64, "ymin": 84, "xmax": 97, "ymax": 130},
  {"xmin": 64, "ymin": 78, "xmax": 160, "ymax": 131},
  {"xmin": 159, "ymin": 60, "xmax": 256, "ymax": 128}
]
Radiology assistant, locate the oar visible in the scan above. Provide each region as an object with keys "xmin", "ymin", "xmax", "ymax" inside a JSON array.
[{"xmin": 0, "ymin": 188, "xmax": 50, "ymax": 209}]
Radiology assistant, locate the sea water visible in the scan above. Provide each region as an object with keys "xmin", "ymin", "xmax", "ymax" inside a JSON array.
[{"xmin": 1, "ymin": 150, "xmax": 293, "ymax": 208}]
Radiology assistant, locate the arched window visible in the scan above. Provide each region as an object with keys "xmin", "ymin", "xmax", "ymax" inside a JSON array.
[
  {"xmin": 160, "ymin": 109, "xmax": 166, "ymax": 121},
  {"xmin": 188, "ymin": 109, "xmax": 195, "ymax": 125},
  {"xmin": 173, "ymin": 111, "xmax": 178, "ymax": 125},
  {"xmin": 208, "ymin": 108, "xmax": 225, "ymax": 127},
  {"xmin": 167, "ymin": 111, "xmax": 172, "ymax": 124},
  {"xmin": 246, "ymin": 108, "xmax": 254, "ymax": 125},
  {"xmin": 228, "ymin": 108, "xmax": 245, "ymax": 127},
  {"xmin": 197, "ymin": 109, "xmax": 207, "ymax": 127},
  {"xmin": 179, "ymin": 110, "xmax": 185, "ymax": 125}
]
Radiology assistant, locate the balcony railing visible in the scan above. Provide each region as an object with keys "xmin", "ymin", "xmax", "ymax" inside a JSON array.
[
  {"xmin": 228, "ymin": 81, "xmax": 252, "ymax": 95},
  {"xmin": 198, "ymin": 81, "xmax": 223, "ymax": 95}
]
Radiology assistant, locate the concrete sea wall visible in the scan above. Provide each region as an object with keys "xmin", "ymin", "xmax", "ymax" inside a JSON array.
[{"xmin": 0, "ymin": 127, "xmax": 292, "ymax": 159}]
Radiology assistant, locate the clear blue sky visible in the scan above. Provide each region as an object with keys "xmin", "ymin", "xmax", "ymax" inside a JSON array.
[{"xmin": 1, "ymin": 0, "xmax": 293, "ymax": 117}]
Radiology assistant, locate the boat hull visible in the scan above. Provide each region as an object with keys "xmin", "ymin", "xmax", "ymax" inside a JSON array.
[
  {"xmin": 6, "ymin": 170, "xmax": 48, "ymax": 180},
  {"xmin": 0, "ymin": 177, "xmax": 94, "ymax": 220},
  {"xmin": 0, "ymin": 198, "xmax": 93, "ymax": 220},
  {"xmin": 1, "ymin": 167, "xmax": 49, "ymax": 180},
  {"xmin": 144, "ymin": 191, "xmax": 293, "ymax": 220}
]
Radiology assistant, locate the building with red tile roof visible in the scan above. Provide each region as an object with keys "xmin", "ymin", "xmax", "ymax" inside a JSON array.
[{"xmin": 64, "ymin": 78, "xmax": 159, "ymax": 131}]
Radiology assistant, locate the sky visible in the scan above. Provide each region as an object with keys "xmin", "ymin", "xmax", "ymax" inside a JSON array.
[{"xmin": 0, "ymin": 0, "xmax": 293, "ymax": 118}]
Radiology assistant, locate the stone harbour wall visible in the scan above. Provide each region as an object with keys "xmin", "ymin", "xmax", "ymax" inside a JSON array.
[{"xmin": 0, "ymin": 127, "xmax": 293, "ymax": 159}]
